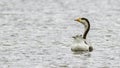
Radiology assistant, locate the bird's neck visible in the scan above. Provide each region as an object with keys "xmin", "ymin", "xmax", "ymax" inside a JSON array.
[{"xmin": 83, "ymin": 21, "xmax": 90, "ymax": 39}]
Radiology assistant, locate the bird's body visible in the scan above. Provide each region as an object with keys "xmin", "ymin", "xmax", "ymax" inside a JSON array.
[
  {"xmin": 71, "ymin": 35, "xmax": 89, "ymax": 51},
  {"xmin": 71, "ymin": 35, "xmax": 93, "ymax": 52},
  {"xmin": 71, "ymin": 17, "xmax": 93, "ymax": 52}
]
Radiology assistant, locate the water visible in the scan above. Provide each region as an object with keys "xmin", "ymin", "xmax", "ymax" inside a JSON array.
[{"xmin": 0, "ymin": 0, "xmax": 120, "ymax": 68}]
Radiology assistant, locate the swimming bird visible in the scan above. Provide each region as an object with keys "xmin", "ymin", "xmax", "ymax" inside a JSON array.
[{"xmin": 71, "ymin": 17, "xmax": 93, "ymax": 52}]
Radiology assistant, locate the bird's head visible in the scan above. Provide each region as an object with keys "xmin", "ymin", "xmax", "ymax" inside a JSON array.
[{"xmin": 74, "ymin": 17, "xmax": 89, "ymax": 26}]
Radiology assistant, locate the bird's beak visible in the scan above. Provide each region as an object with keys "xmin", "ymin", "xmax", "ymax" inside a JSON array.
[{"xmin": 74, "ymin": 18, "xmax": 81, "ymax": 22}]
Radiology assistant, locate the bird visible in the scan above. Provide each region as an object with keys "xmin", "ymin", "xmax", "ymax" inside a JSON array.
[{"xmin": 71, "ymin": 17, "xmax": 93, "ymax": 52}]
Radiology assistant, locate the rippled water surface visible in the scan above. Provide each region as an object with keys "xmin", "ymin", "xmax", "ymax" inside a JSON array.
[{"xmin": 0, "ymin": 0, "xmax": 120, "ymax": 68}]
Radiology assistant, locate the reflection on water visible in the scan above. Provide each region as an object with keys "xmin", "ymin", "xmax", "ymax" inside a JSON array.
[{"xmin": 72, "ymin": 51, "xmax": 91, "ymax": 57}]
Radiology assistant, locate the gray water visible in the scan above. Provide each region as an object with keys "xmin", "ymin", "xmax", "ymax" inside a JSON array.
[{"xmin": 0, "ymin": 0, "xmax": 120, "ymax": 68}]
